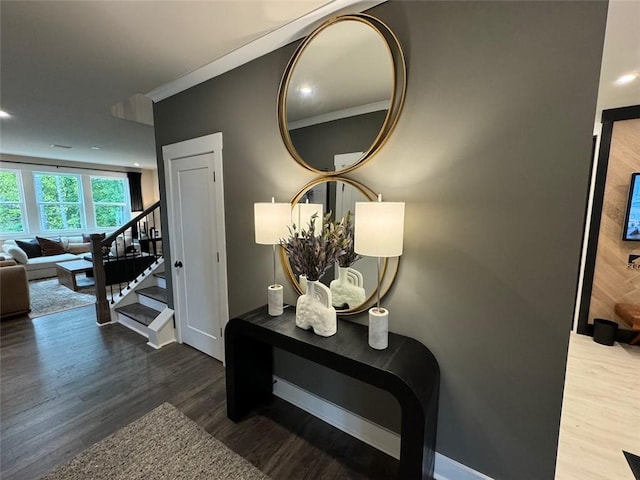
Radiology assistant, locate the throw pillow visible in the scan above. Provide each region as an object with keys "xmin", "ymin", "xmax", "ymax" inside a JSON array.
[
  {"xmin": 36, "ymin": 236, "xmax": 66, "ymax": 256},
  {"xmin": 110, "ymin": 236, "xmax": 132, "ymax": 257},
  {"xmin": 15, "ymin": 239, "xmax": 42, "ymax": 259},
  {"xmin": 67, "ymin": 243, "xmax": 91, "ymax": 254},
  {"xmin": 82, "ymin": 232, "xmax": 106, "ymax": 243},
  {"xmin": 2, "ymin": 245, "xmax": 28, "ymax": 264}
]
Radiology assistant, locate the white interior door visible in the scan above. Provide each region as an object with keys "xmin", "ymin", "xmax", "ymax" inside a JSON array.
[
  {"xmin": 334, "ymin": 152, "xmax": 362, "ymax": 172},
  {"xmin": 334, "ymin": 152, "xmax": 362, "ymax": 219},
  {"xmin": 163, "ymin": 133, "xmax": 228, "ymax": 361},
  {"xmin": 333, "ymin": 151, "xmax": 376, "ymax": 293}
]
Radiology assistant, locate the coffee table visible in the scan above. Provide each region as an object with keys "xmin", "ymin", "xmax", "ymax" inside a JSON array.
[{"xmin": 55, "ymin": 259, "xmax": 95, "ymax": 291}]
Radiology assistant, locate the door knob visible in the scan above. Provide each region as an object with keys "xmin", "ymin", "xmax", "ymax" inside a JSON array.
[{"xmin": 174, "ymin": 261, "xmax": 183, "ymax": 268}]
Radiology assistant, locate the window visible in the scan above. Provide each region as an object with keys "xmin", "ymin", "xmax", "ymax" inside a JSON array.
[
  {"xmin": 1, "ymin": 168, "xmax": 134, "ymax": 234},
  {"xmin": 91, "ymin": 177, "xmax": 129, "ymax": 228},
  {"xmin": 34, "ymin": 172, "xmax": 84, "ymax": 230},
  {"xmin": 0, "ymin": 170, "xmax": 25, "ymax": 233}
]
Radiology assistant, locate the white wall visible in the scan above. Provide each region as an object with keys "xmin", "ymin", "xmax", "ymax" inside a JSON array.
[{"xmin": 141, "ymin": 168, "xmax": 160, "ymax": 207}]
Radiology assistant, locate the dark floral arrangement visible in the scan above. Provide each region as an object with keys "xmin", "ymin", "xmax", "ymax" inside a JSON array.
[
  {"xmin": 281, "ymin": 212, "xmax": 347, "ymax": 282},
  {"xmin": 335, "ymin": 210, "xmax": 360, "ymax": 268}
]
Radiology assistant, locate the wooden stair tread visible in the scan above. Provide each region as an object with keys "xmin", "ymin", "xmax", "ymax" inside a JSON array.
[
  {"xmin": 137, "ymin": 286, "xmax": 167, "ymax": 304},
  {"xmin": 115, "ymin": 303, "xmax": 160, "ymax": 326}
]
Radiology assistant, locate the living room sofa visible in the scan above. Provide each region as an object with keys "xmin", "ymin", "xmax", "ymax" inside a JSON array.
[
  {"xmin": 0, "ymin": 234, "xmax": 140, "ymax": 281},
  {"xmin": 0, "ymin": 259, "xmax": 31, "ymax": 318},
  {"xmin": 1, "ymin": 236, "xmax": 91, "ymax": 280}
]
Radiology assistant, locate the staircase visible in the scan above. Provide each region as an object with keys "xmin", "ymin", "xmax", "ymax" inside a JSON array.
[
  {"xmin": 110, "ymin": 261, "xmax": 176, "ymax": 349},
  {"xmin": 90, "ymin": 200, "xmax": 164, "ymax": 325},
  {"xmin": 89, "ymin": 201, "xmax": 175, "ymax": 348}
]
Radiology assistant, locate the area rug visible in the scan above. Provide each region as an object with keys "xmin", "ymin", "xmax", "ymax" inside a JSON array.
[
  {"xmin": 28, "ymin": 277, "xmax": 95, "ymax": 318},
  {"xmin": 40, "ymin": 403, "xmax": 270, "ymax": 480}
]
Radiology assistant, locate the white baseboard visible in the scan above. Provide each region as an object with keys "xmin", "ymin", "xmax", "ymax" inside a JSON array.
[
  {"xmin": 434, "ymin": 454, "xmax": 494, "ymax": 480},
  {"xmin": 272, "ymin": 376, "xmax": 492, "ymax": 480}
]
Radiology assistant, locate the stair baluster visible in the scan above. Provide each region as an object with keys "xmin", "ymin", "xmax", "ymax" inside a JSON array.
[{"xmin": 91, "ymin": 201, "xmax": 162, "ymax": 324}]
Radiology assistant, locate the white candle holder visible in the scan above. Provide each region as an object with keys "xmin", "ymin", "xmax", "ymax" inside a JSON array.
[
  {"xmin": 368, "ymin": 307, "xmax": 389, "ymax": 350},
  {"xmin": 268, "ymin": 284, "xmax": 283, "ymax": 316}
]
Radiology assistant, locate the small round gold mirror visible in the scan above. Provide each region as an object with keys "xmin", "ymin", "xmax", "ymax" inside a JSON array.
[
  {"xmin": 281, "ymin": 177, "xmax": 400, "ymax": 315},
  {"xmin": 278, "ymin": 14, "xmax": 406, "ymax": 174}
]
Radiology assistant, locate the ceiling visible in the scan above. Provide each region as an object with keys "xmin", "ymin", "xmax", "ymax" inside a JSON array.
[
  {"xmin": 0, "ymin": 0, "xmax": 334, "ymax": 169},
  {"xmin": 285, "ymin": 19, "xmax": 393, "ymax": 124},
  {"xmin": 595, "ymin": 0, "xmax": 640, "ymax": 126},
  {"xmin": 1, "ymin": 0, "xmax": 638, "ymax": 170}
]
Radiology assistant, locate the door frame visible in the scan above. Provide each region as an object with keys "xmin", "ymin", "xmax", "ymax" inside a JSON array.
[
  {"xmin": 162, "ymin": 132, "xmax": 229, "ymax": 356},
  {"xmin": 576, "ymin": 105, "xmax": 640, "ymax": 338}
]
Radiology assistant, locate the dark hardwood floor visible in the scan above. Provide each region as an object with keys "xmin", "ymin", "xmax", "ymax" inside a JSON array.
[{"xmin": 0, "ymin": 306, "xmax": 397, "ymax": 479}]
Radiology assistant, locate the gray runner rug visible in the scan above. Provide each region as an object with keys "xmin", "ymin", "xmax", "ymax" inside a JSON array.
[{"xmin": 40, "ymin": 403, "xmax": 270, "ymax": 480}]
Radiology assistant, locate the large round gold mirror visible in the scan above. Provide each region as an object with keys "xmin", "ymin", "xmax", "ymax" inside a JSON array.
[
  {"xmin": 281, "ymin": 177, "xmax": 400, "ymax": 315},
  {"xmin": 278, "ymin": 14, "xmax": 406, "ymax": 175}
]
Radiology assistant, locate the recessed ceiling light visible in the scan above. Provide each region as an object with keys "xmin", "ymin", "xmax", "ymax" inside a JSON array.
[
  {"xmin": 615, "ymin": 73, "xmax": 638, "ymax": 85},
  {"xmin": 299, "ymin": 86, "xmax": 313, "ymax": 96},
  {"xmin": 0, "ymin": 110, "xmax": 11, "ymax": 118},
  {"xmin": 134, "ymin": 162, "xmax": 140, "ymax": 167},
  {"xmin": 90, "ymin": 146, "xmax": 101, "ymax": 150}
]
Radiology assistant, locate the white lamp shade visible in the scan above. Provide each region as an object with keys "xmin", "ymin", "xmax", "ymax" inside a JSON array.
[
  {"xmin": 254, "ymin": 202, "xmax": 291, "ymax": 245},
  {"xmin": 292, "ymin": 202, "xmax": 323, "ymax": 229},
  {"xmin": 354, "ymin": 201, "xmax": 405, "ymax": 257}
]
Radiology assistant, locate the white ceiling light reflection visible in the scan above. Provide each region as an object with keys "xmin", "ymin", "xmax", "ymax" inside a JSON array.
[
  {"xmin": 615, "ymin": 73, "xmax": 638, "ymax": 85},
  {"xmin": 299, "ymin": 86, "xmax": 313, "ymax": 96}
]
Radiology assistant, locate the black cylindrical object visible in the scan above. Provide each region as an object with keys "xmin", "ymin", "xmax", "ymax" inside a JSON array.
[{"xmin": 593, "ymin": 318, "xmax": 618, "ymax": 346}]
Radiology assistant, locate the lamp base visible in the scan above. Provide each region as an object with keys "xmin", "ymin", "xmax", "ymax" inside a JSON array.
[
  {"xmin": 268, "ymin": 284, "xmax": 283, "ymax": 316},
  {"xmin": 368, "ymin": 307, "xmax": 388, "ymax": 350}
]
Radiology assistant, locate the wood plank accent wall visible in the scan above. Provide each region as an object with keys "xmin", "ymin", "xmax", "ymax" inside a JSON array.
[{"xmin": 589, "ymin": 118, "xmax": 640, "ymax": 325}]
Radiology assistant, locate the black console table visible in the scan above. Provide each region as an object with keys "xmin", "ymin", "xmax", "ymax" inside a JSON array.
[{"xmin": 225, "ymin": 306, "xmax": 440, "ymax": 479}]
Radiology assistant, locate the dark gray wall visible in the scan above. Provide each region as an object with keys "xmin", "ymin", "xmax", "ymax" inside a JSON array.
[
  {"xmin": 289, "ymin": 110, "xmax": 387, "ymax": 171},
  {"xmin": 153, "ymin": 1, "xmax": 607, "ymax": 478}
]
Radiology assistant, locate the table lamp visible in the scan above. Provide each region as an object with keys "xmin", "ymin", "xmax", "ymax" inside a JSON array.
[
  {"xmin": 255, "ymin": 198, "xmax": 291, "ymax": 316},
  {"xmin": 354, "ymin": 195, "xmax": 404, "ymax": 349}
]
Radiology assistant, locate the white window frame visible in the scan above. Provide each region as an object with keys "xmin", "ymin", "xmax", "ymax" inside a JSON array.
[
  {"xmin": 33, "ymin": 171, "xmax": 86, "ymax": 232},
  {"xmin": 90, "ymin": 176, "xmax": 131, "ymax": 229},
  {"xmin": 0, "ymin": 163, "xmax": 136, "ymax": 240},
  {"xmin": 0, "ymin": 168, "xmax": 27, "ymax": 234}
]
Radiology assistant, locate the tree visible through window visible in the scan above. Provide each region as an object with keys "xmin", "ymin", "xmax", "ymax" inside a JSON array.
[
  {"xmin": 34, "ymin": 173, "xmax": 83, "ymax": 230},
  {"xmin": 0, "ymin": 170, "xmax": 25, "ymax": 233},
  {"xmin": 91, "ymin": 177, "xmax": 128, "ymax": 228}
]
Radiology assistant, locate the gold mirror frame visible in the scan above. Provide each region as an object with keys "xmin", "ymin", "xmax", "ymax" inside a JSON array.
[
  {"xmin": 280, "ymin": 176, "xmax": 400, "ymax": 315},
  {"xmin": 277, "ymin": 13, "xmax": 407, "ymax": 175}
]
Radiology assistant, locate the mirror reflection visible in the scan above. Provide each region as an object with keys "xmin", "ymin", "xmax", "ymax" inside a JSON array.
[
  {"xmin": 279, "ymin": 15, "xmax": 405, "ymax": 174},
  {"xmin": 283, "ymin": 177, "xmax": 398, "ymax": 315}
]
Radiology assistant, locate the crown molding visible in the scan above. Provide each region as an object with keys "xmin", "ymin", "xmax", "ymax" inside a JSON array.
[
  {"xmin": 288, "ymin": 100, "xmax": 389, "ymax": 130},
  {"xmin": 146, "ymin": 0, "xmax": 386, "ymax": 102}
]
